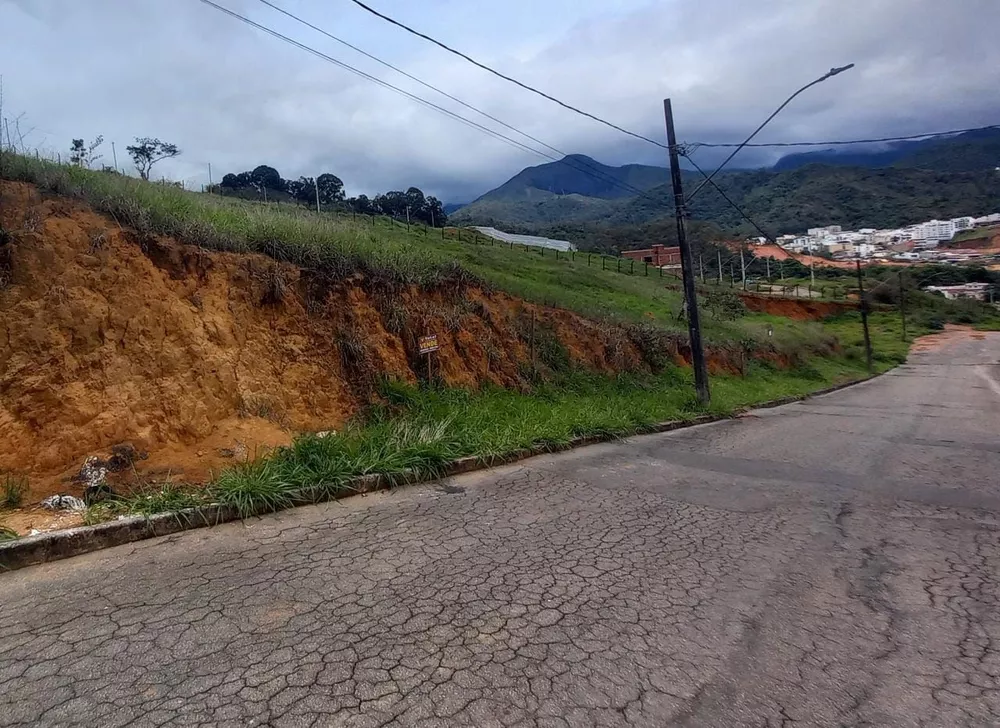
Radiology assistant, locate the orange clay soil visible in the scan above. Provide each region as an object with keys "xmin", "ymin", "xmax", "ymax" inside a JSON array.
[
  {"xmin": 738, "ymin": 293, "xmax": 856, "ymax": 321},
  {"xmin": 908, "ymin": 324, "xmax": 993, "ymax": 353},
  {"xmin": 4, "ymin": 180, "xmax": 750, "ymax": 509}
]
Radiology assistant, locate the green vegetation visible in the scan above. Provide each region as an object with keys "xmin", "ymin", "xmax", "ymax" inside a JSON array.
[
  {"xmin": 5, "ymin": 152, "xmax": 1000, "ymax": 536},
  {"xmin": 471, "ymin": 154, "xmax": 669, "ymax": 203},
  {"xmin": 0, "ymin": 525, "xmax": 18, "ymax": 542},
  {"xmin": 455, "ymin": 157, "xmax": 1000, "ymax": 241},
  {"xmin": 0, "ymin": 152, "xmax": 818, "ymax": 350},
  {"xmin": 2, "ymin": 474, "xmax": 27, "ymax": 510},
  {"xmin": 89, "ymin": 354, "xmax": 875, "ymax": 522},
  {"xmin": 773, "ymin": 128, "xmax": 1000, "ymax": 174}
]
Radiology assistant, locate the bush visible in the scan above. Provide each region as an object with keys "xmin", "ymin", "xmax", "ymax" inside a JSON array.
[{"xmin": 2, "ymin": 473, "xmax": 28, "ymax": 509}]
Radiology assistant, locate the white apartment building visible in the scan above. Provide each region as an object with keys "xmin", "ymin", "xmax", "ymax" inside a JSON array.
[
  {"xmin": 909, "ymin": 220, "xmax": 958, "ymax": 243},
  {"xmin": 807, "ymin": 225, "xmax": 842, "ymax": 237}
]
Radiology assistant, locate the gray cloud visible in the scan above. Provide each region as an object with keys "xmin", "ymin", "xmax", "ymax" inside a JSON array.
[{"xmin": 1, "ymin": 0, "xmax": 998, "ymax": 202}]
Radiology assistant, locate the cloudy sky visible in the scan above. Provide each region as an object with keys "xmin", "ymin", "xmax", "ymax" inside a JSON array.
[{"xmin": 2, "ymin": 0, "xmax": 998, "ymax": 201}]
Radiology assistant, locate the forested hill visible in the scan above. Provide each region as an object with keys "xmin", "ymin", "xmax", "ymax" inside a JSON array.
[
  {"xmin": 454, "ymin": 163, "xmax": 1000, "ymax": 237},
  {"xmin": 451, "ymin": 129, "xmax": 1000, "ymax": 237}
]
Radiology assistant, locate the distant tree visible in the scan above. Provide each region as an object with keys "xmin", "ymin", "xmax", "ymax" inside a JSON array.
[
  {"xmin": 69, "ymin": 135, "xmax": 104, "ymax": 168},
  {"xmin": 405, "ymin": 186, "xmax": 426, "ymax": 215},
  {"xmin": 376, "ymin": 190, "xmax": 408, "ymax": 219},
  {"xmin": 424, "ymin": 196, "xmax": 447, "ymax": 227},
  {"xmin": 249, "ymin": 165, "xmax": 284, "ymax": 195},
  {"xmin": 220, "ymin": 172, "xmax": 243, "ymax": 189},
  {"xmin": 316, "ymin": 173, "xmax": 345, "ymax": 205},
  {"xmin": 287, "ymin": 177, "xmax": 309, "ymax": 204},
  {"xmin": 126, "ymin": 137, "xmax": 180, "ymax": 181},
  {"xmin": 348, "ymin": 194, "xmax": 377, "ymax": 216}
]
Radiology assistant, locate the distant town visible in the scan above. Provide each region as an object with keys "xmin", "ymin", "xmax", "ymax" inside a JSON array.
[{"xmin": 773, "ymin": 213, "xmax": 1000, "ymax": 263}]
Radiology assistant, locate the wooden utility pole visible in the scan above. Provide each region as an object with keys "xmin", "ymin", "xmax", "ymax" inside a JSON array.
[
  {"xmin": 740, "ymin": 248, "xmax": 747, "ymax": 290},
  {"xmin": 664, "ymin": 99, "xmax": 709, "ymax": 404},
  {"xmin": 699, "ymin": 255, "xmax": 705, "ymax": 283},
  {"xmin": 315, "ymin": 178, "xmax": 321, "ymax": 214},
  {"xmin": 717, "ymin": 250, "xmax": 723, "ymax": 285},
  {"xmin": 856, "ymin": 257, "xmax": 874, "ymax": 376}
]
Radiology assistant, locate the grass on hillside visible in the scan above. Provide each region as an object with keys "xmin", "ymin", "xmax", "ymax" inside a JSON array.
[
  {"xmin": 1, "ymin": 152, "xmax": 823, "ymax": 349},
  {"xmin": 87, "ymin": 351, "xmax": 875, "ymax": 523},
  {"xmin": 85, "ymin": 309, "xmax": 920, "ymax": 526}
]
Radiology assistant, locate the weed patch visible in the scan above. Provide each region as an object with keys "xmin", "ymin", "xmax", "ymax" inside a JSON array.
[{"xmin": 2, "ymin": 473, "xmax": 28, "ymax": 510}]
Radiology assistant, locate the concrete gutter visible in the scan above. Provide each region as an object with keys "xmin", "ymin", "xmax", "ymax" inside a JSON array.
[{"xmin": 0, "ymin": 373, "xmax": 884, "ymax": 572}]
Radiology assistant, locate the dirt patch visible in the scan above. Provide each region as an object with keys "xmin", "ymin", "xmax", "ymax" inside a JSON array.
[
  {"xmin": 909, "ymin": 325, "xmax": 997, "ymax": 353},
  {"xmin": 739, "ymin": 293, "xmax": 856, "ymax": 321}
]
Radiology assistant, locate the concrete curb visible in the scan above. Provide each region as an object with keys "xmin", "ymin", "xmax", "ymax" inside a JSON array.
[{"xmin": 0, "ymin": 373, "xmax": 885, "ymax": 572}]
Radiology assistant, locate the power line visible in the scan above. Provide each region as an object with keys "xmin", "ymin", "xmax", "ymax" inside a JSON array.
[
  {"xmin": 686, "ymin": 124, "xmax": 1000, "ymax": 149},
  {"xmin": 686, "ymin": 65, "xmax": 854, "ymax": 202},
  {"xmin": 681, "ymin": 152, "xmax": 773, "ymax": 243},
  {"xmin": 196, "ymin": 0, "xmax": 563, "ymax": 163},
  {"xmin": 199, "ymin": 0, "xmax": 656, "ymax": 206},
  {"xmin": 251, "ymin": 0, "xmax": 654, "ymax": 200},
  {"xmin": 345, "ymin": 0, "xmax": 668, "ymax": 149}
]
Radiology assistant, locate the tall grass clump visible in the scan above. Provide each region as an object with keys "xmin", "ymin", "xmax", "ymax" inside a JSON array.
[{"xmin": 2, "ymin": 473, "xmax": 28, "ymax": 510}]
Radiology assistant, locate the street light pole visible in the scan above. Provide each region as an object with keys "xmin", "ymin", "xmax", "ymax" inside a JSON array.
[
  {"xmin": 664, "ymin": 99, "xmax": 710, "ymax": 405},
  {"xmin": 687, "ymin": 64, "xmax": 855, "ymax": 202}
]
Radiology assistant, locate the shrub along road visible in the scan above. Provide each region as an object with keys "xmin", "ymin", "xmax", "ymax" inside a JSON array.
[{"xmin": 2, "ymin": 332, "xmax": 1000, "ymax": 726}]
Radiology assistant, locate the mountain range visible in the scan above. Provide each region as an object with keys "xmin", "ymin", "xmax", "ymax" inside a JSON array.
[{"xmin": 450, "ymin": 128, "xmax": 1000, "ymax": 247}]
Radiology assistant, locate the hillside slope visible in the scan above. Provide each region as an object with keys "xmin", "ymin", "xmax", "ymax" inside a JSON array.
[
  {"xmin": 471, "ymin": 154, "xmax": 669, "ymax": 203},
  {"xmin": 458, "ymin": 163, "xmax": 1000, "ymax": 236},
  {"xmin": 1, "ymin": 180, "xmax": 702, "ymax": 499},
  {"xmin": 773, "ymin": 127, "xmax": 1000, "ymax": 172}
]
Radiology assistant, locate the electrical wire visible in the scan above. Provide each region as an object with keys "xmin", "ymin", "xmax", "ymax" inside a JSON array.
[
  {"xmin": 195, "ymin": 0, "xmax": 565, "ymax": 162},
  {"xmin": 345, "ymin": 0, "xmax": 668, "ymax": 149},
  {"xmin": 200, "ymin": 0, "xmax": 661, "ymax": 205},
  {"xmin": 686, "ymin": 65, "xmax": 854, "ymax": 202},
  {"xmin": 252, "ymin": 0, "xmax": 657, "ymax": 200},
  {"xmin": 686, "ymin": 124, "xmax": 1000, "ymax": 149},
  {"xmin": 680, "ymin": 152, "xmax": 774, "ymax": 242}
]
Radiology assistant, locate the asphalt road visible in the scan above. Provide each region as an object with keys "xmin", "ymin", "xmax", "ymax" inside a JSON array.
[{"xmin": 3, "ymin": 333, "xmax": 1000, "ymax": 727}]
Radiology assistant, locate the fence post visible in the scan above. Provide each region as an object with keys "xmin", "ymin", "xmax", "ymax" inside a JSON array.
[
  {"xmin": 588, "ymin": 254, "xmax": 592, "ymax": 267},
  {"xmin": 571, "ymin": 251, "xmax": 575, "ymax": 262},
  {"xmin": 659, "ymin": 266, "xmax": 662, "ymax": 278},
  {"xmin": 645, "ymin": 262, "xmax": 648, "ymax": 276},
  {"xmin": 602, "ymin": 257, "xmax": 606, "ymax": 270},
  {"xmin": 630, "ymin": 259, "xmax": 635, "ymax": 275},
  {"xmin": 617, "ymin": 259, "xmax": 621, "ymax": 274}
]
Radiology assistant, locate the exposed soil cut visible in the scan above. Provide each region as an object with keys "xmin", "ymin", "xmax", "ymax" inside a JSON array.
[
  {"xmin": 1, "ymin": 181, "xmax": 738, "ymax": 510},
  {"xmin": 908, "ymin": 324, "xmax": 995, "ymax": 353},
  {"xmin": 738, "ymin": 293, "xmax": 857, "ymax": 320}
]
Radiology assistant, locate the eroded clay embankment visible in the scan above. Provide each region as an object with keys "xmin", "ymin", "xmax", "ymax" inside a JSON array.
[{"xmin": 2, "ymin": 181, "xmax": 720, "ymax": 501}]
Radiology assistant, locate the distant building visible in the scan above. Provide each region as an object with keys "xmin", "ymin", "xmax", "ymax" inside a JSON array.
[
  {"xmin": 808, "ymin": 225, "xmax": 842, "ymax": 237},
  {"xmin": 621, "ymin": 244, "xmax": 681, "ymax": 267},
  {"xmin": 472, "ymin": 227, "xmax": 576, "ymax": 252},
  {"xmin": 974, "ymin": 213, "xmax": 1000, "ymax": 228},
  {"xmin": 925, "ymin": 282, "xmax": 991, "ymax": 301}
]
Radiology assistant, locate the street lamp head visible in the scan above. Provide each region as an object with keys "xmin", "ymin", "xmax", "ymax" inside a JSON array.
[{"xmin": 826, "ymin": 63, "xmax": 855, "ymax": 79}]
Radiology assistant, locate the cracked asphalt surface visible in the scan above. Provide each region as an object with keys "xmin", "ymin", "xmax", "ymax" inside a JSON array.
[{"xmin": 3, "ymin": 334, "xmax": 1000, "ymax": 727}]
